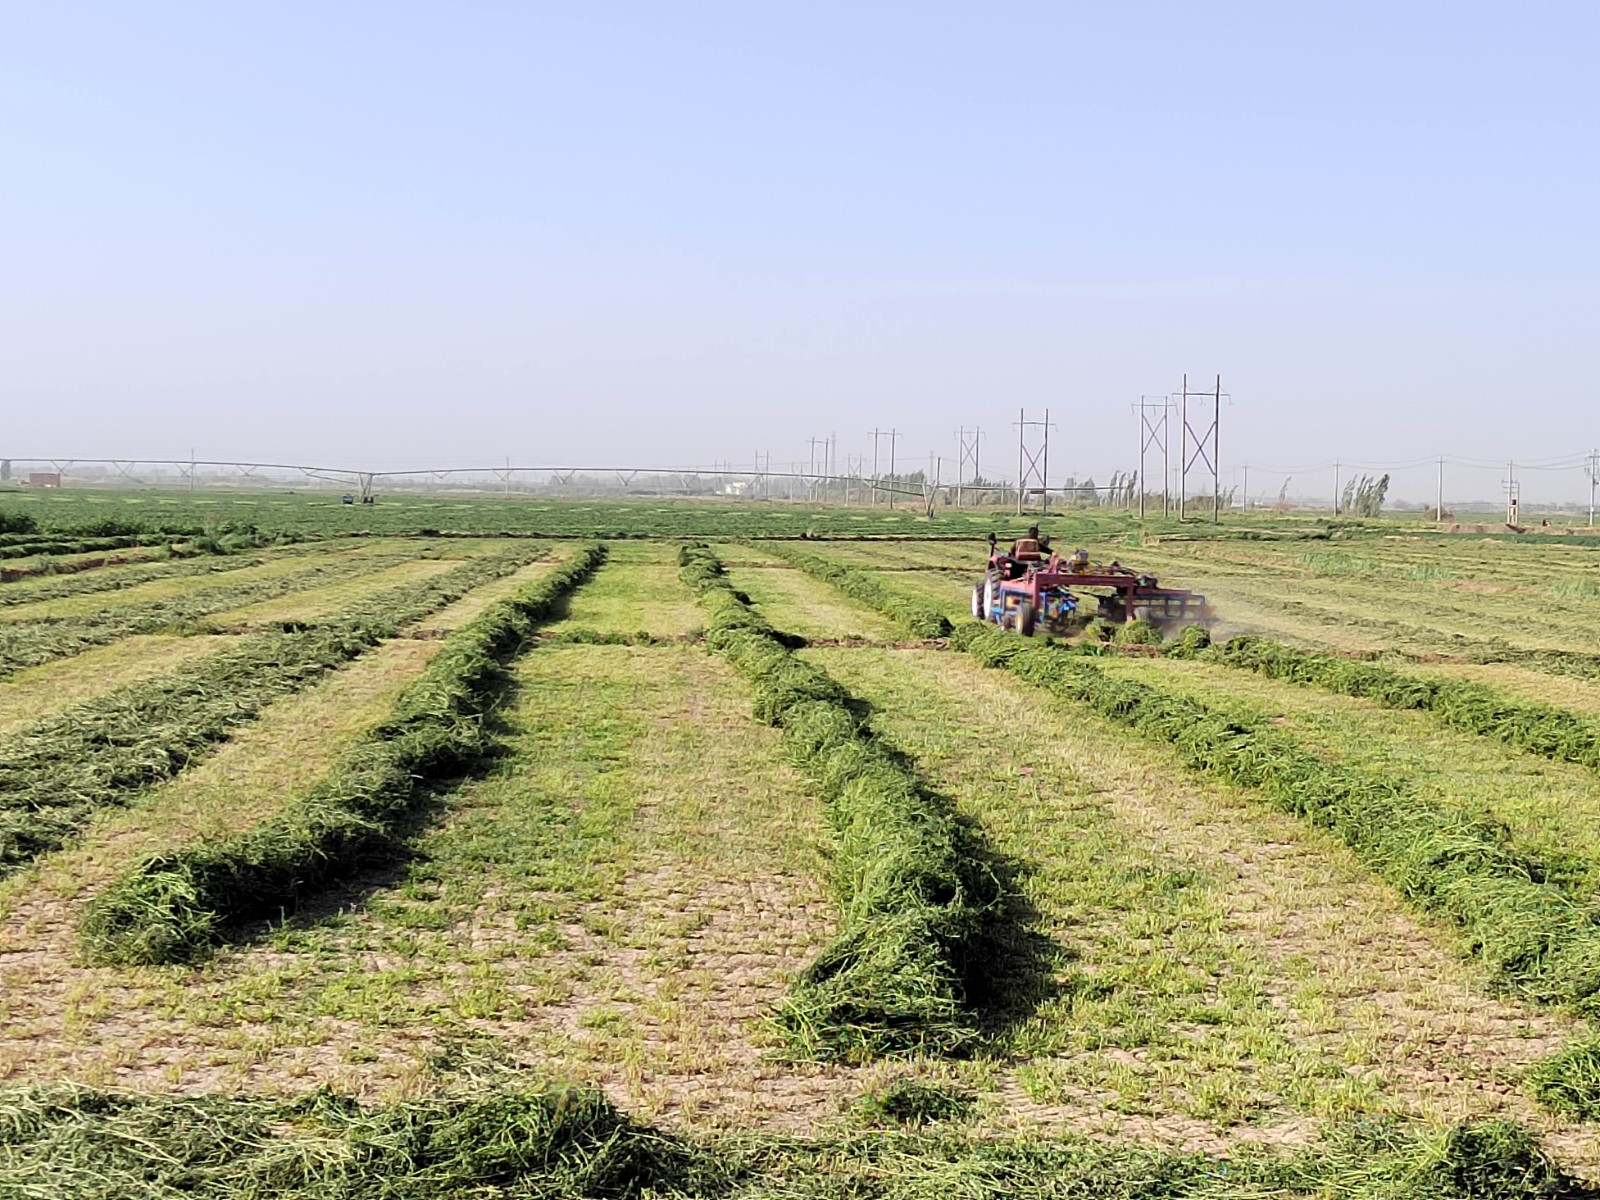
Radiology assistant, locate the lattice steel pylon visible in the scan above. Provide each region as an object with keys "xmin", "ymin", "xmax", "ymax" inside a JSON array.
[
  {"xmin": 955, "ymin": 426, "xmax": 984, "ymax": 506},
  {"xmin": 1172, "ymin": 374, "xmax": 1225, "ymax": 523},
  {"xmin": 1134, "ymin": 395, "xmax": 1172, "ymax": 519},
  {"xmin": 1014, "ymin": 409, "xmax": 1052, "ymax": 515}
]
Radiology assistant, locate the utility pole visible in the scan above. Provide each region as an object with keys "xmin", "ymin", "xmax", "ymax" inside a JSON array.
[
  {"xmin": 1332, "ymin": 461, "xmax": 1340, "ymax": 515},
  {"xmin": 887, "ymin": 428, "xmax": 901, "ymax": 508},
  {"xmin": 1504, "ymin": 460, "xmax": 1520, "ymax": 526},
  {"xmin": 1015, "ymin": 409, "xmax": 1053, "ymax": 516},
  {"xmin": 1437, "ymin": 456, "xmax": 1445, "ymax": 523},
  {"xmin": 1586, "ymin": 449, "xmax": 1599, "ymax": 528},
  {"xmin": 869, "ymin": 429, "xmax": 882, "ymax": 505},
  {"xmin": 1241, "ymin": 464, "xmax": 1248, "ymax": 512},
  {"xmin": 807, "ymin": 437, "xmax": 829, "ymax": 502}
]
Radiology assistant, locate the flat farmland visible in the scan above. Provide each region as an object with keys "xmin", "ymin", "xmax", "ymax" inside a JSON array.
[{"xmin": 7, "ymin": 499, "xmax": 1600, "ymax": 1197}]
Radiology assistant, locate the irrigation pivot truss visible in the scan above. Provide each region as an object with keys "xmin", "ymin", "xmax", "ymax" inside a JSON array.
[{"xmin": 0, "ymin": 456, "xmax": 1053, "ymax": 507}]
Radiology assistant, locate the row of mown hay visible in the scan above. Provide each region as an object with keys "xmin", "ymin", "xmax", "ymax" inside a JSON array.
[
  {"xmin": 0, "ymin": 1081, "xmax": 1579, "ymax": 1199},
  {"xmin": 758, "ymin": 544, "xmax": 953, "ymax": 638},
  {"xmin": 77, "ymin": 544, "xmax": 605, "ymax": 965},
  {"xmin": 0, "ymin": 550, "xmax": 412, "ymax": 679},
  {"xmin": 1209, "ymin": 635, "xmax": 1600, "ymax": 772},
  {"xmin": 0, "ymin": 542, "xmax": 323, "ymax": 607},
  {"xmin": 0, "ymin": 548, "xmax": 549, "ymax": 874},
  {"xmin": 951, "ymin": 622, "xmax": 1600, "ymax": 1013},
  {"xmin": 679, "ymin": 544, "xmax": 992, "ymax": 1061}
]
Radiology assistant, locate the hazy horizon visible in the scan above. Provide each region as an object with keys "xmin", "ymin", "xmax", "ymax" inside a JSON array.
[{"xmin": 6, "ymin": 4, "xmax": 1598, "ymax": 504}]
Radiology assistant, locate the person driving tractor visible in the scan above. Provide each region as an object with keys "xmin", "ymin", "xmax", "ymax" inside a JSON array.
[{"xmin": 1009, "ymin": 525, "xmax": 1044, "ymax": 561}]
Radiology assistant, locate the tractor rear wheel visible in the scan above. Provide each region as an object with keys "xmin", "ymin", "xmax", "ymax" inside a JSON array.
[
  {"xmin": 1016, "ymin": 601, "xmax": 1036, "ymax": 636},
  {"xmin": 983, "ymin": 576, "xmax": 997, "ymax": 622},
  {"xmin": 971, "ymin": 585, "xmax": 984, "ymax": 619}
]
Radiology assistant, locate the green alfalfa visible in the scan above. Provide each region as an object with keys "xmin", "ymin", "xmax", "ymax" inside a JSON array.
[
  {"xmin": 679, "ymin": 544, "xmax": 990, "ymax": 1060},
  {"xmin": 0, "ymin": 1082, "xmax": 716, "ymax": 1199},
  {"xmin": 762, "ymin": 543, "xmax": 953, "ymax": 638},
  {"xmin": 1526, "ymin": 1037, "xmax": 1600, "ymax": 1122},
  {"xmin": 78, "ymin": 544, "xmax": 606, "ymax": 965},
  {"xmin": 0, "ymin": 549, "xmax": 546, "ymax": 875},
  {"xmin": 0, "ymin": 1083, "xmax": 1582, "ymax": 1199},
  {"xmin": 1210, "ymin": 635, "xmax": 1600, "ymax": 773},
  {"xmin": 961, "ymin": 626, "xmax": 1600, "ymax": 1014},
  {"xmin": 0, "ymin": 550, "xmax": 411, "ymax": 679}
]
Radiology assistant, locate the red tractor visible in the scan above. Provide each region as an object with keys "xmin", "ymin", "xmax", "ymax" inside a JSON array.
[{"xmin": 972, "ymin": 533, "xmax": 1210, "ymax": 636}]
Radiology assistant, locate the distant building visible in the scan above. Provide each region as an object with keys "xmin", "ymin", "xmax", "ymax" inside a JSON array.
[{"xmin": 25, "ymin": 473, "xmax": 61, "ymax": 488}]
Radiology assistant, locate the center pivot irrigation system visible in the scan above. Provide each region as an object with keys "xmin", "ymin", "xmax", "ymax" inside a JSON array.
[{"xmin": 0, "ymin": 457, "xmax": 1119, "ymax": 513}]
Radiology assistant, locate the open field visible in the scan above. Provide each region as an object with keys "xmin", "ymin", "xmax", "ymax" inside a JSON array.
[{"xmin": 7, "ymin": 495, "xmax": 1600, "ymax": 1195}]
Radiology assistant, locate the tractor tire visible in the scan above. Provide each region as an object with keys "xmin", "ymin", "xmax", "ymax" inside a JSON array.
[
  {"xmin": 1016, "ymin": 601, "xmax": 1036, "ymax": 637},
  {"xmin": 983, "ymin": 576, "xmax": 997, "ymax": 623},
  {"xmin": 971, "ymin": 585, "xmax": 984, "ymax": 620}
]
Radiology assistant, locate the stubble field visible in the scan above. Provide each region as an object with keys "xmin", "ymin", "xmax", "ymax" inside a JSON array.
[{"xmin": 5, "ymin": 491, "xmax": 1600, "ymax": 1197}]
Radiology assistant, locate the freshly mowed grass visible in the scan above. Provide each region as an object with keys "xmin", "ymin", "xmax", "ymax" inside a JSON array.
[
  {"xmin": 0, "ymin": 1082, "xmax": 1587, "ymax": 1200},
  {"xmin": 201, "ymin": 557, "xmax": 462, "ymax": 626},
  {"xmin": 1135, "ymin": 551, "xmax": 1600, "ymax": 656},
  {"xmin": 0, "ymin": 638, "xmax": 444, "ymax": 923},
  {"xmin": 799, "ymin": 540, "xmax": 985, "ymax": 572},
  {"xmin": 410, "ymin": 557, "xmax": 560, "ymax": 634},
  {"xmin": 723, "ymin": 565, "xmax": 900, "ymax": 642},
  {"xmin": 0, "ymin": 545, "xmax": 399, "ymax": 623},
  {"xmin": 1100, "ymin": 655, "xmax": 1600, "ymax": 896},
  {"xmin": 1406, "ymin": 660, "xmax": 1600, "ymax": 722},
  {"xmin": 0, "ymin": 634, "xmax": 229, "ymax": 740},
  {"xmin": 545, "ymin": 543, "xmax": 703, "ymax": 639},
  {"xmin": 0, "ymin": 639, "xmax": 445, "ymax": 1083},
  {"xmin": 75, "ymin": 543, "xmax": 602, "ymax": 965},
  {"xmin": 807, "ymin": 647, "xmax": 1572, "ymax": 1138},
  {"xmin": 813, "ymin": 556, "xmax": 978, "ymax": 623},
  {"xmin": 0, "ymin": 645, "xmax": 843, "ymax": 1125}
]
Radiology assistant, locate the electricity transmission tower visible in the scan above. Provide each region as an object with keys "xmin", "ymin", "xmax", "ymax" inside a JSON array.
[
  {"xmin": 868, "ymin": 428, "xmax": 902, "ymax": 507},
  {"xmin": 1172, "ymin": 374, "xmax": 1225, "ymax": 523},
  {"xmin": 1133, "ymin": 395, "xmax": 1172, "ymax": 519},
  {"xmin": 955, "ymin": 426, "xmax": 984, "ymax": 506},
  {"xmin": 1503, "ymin": 461, "xmax": 1520, "ymax": 526},
  {"xmin": 1014, "ymin": 409, "xmax": 1052, "ymax": 515}
]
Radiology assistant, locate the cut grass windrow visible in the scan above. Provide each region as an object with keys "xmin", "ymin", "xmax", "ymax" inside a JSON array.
[
  {"xmin": 759, "ymin": 543, "xmax": 953, "ymax": 638},
  {"xmin": 0, "ymin": 553, "xmax": 421, "ymax": 679},
  {"xmin": 951, "ymin": 621, "xmax": 1600, "ymax": 1016},
  {"xmin": 0, "ymin": 545, "xmax": 311, "ymax": 609},
  {"xmin": 679, "ymin": 544, "xmax": 995, "ymax": 1062},
  {"xmin": 1206, "ymin": 635, "xmax": 1600, "ymax": 774},
  {"xmin": 0, "ymin": 549, "xmax": 547, "ymax": 875},
  {"xmin": 0, "ymin": 1082, "xmax": 1584, "ymax": 1200},
  {"xmin": 78, "ymin": 543, "xmax": 605, "ymax": 965}
]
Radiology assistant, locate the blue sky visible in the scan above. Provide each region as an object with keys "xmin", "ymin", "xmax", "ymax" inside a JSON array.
[{"xmin": 4, "ymin": 3, "xmax": 1597, "ymax": 500}]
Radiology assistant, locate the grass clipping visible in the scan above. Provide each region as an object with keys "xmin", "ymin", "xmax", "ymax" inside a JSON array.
[
  {"xmin": 761, "ymin": 543, "xmax": 953, "ymax": 638},
  {"xmin": 1208, "ymin": 634, "xmax": 1600, "ymax": 774},
  {"xmin": 0, "ymin": 548, "xmax": 547, "ymax": 875},
  {"xmin": 0, "ymin": 1083, "xmax": 1585, "ymax": 1200},
  {"xmin": 79, "ymin": 543, "xmax": 605, "ymax": 965},
  {"xmin": 953, "ymin": 621, "xmax": 1600, "ymax": 1016},
  {"xmin": 680, "ymin": 544, "xmax": 993, "ymax": 1062}
]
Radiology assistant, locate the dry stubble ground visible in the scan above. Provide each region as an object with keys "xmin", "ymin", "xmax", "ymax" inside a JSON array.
[{"xmin": 2, "ymin": 535, "xmax": 1600, "ymax": 1170}]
